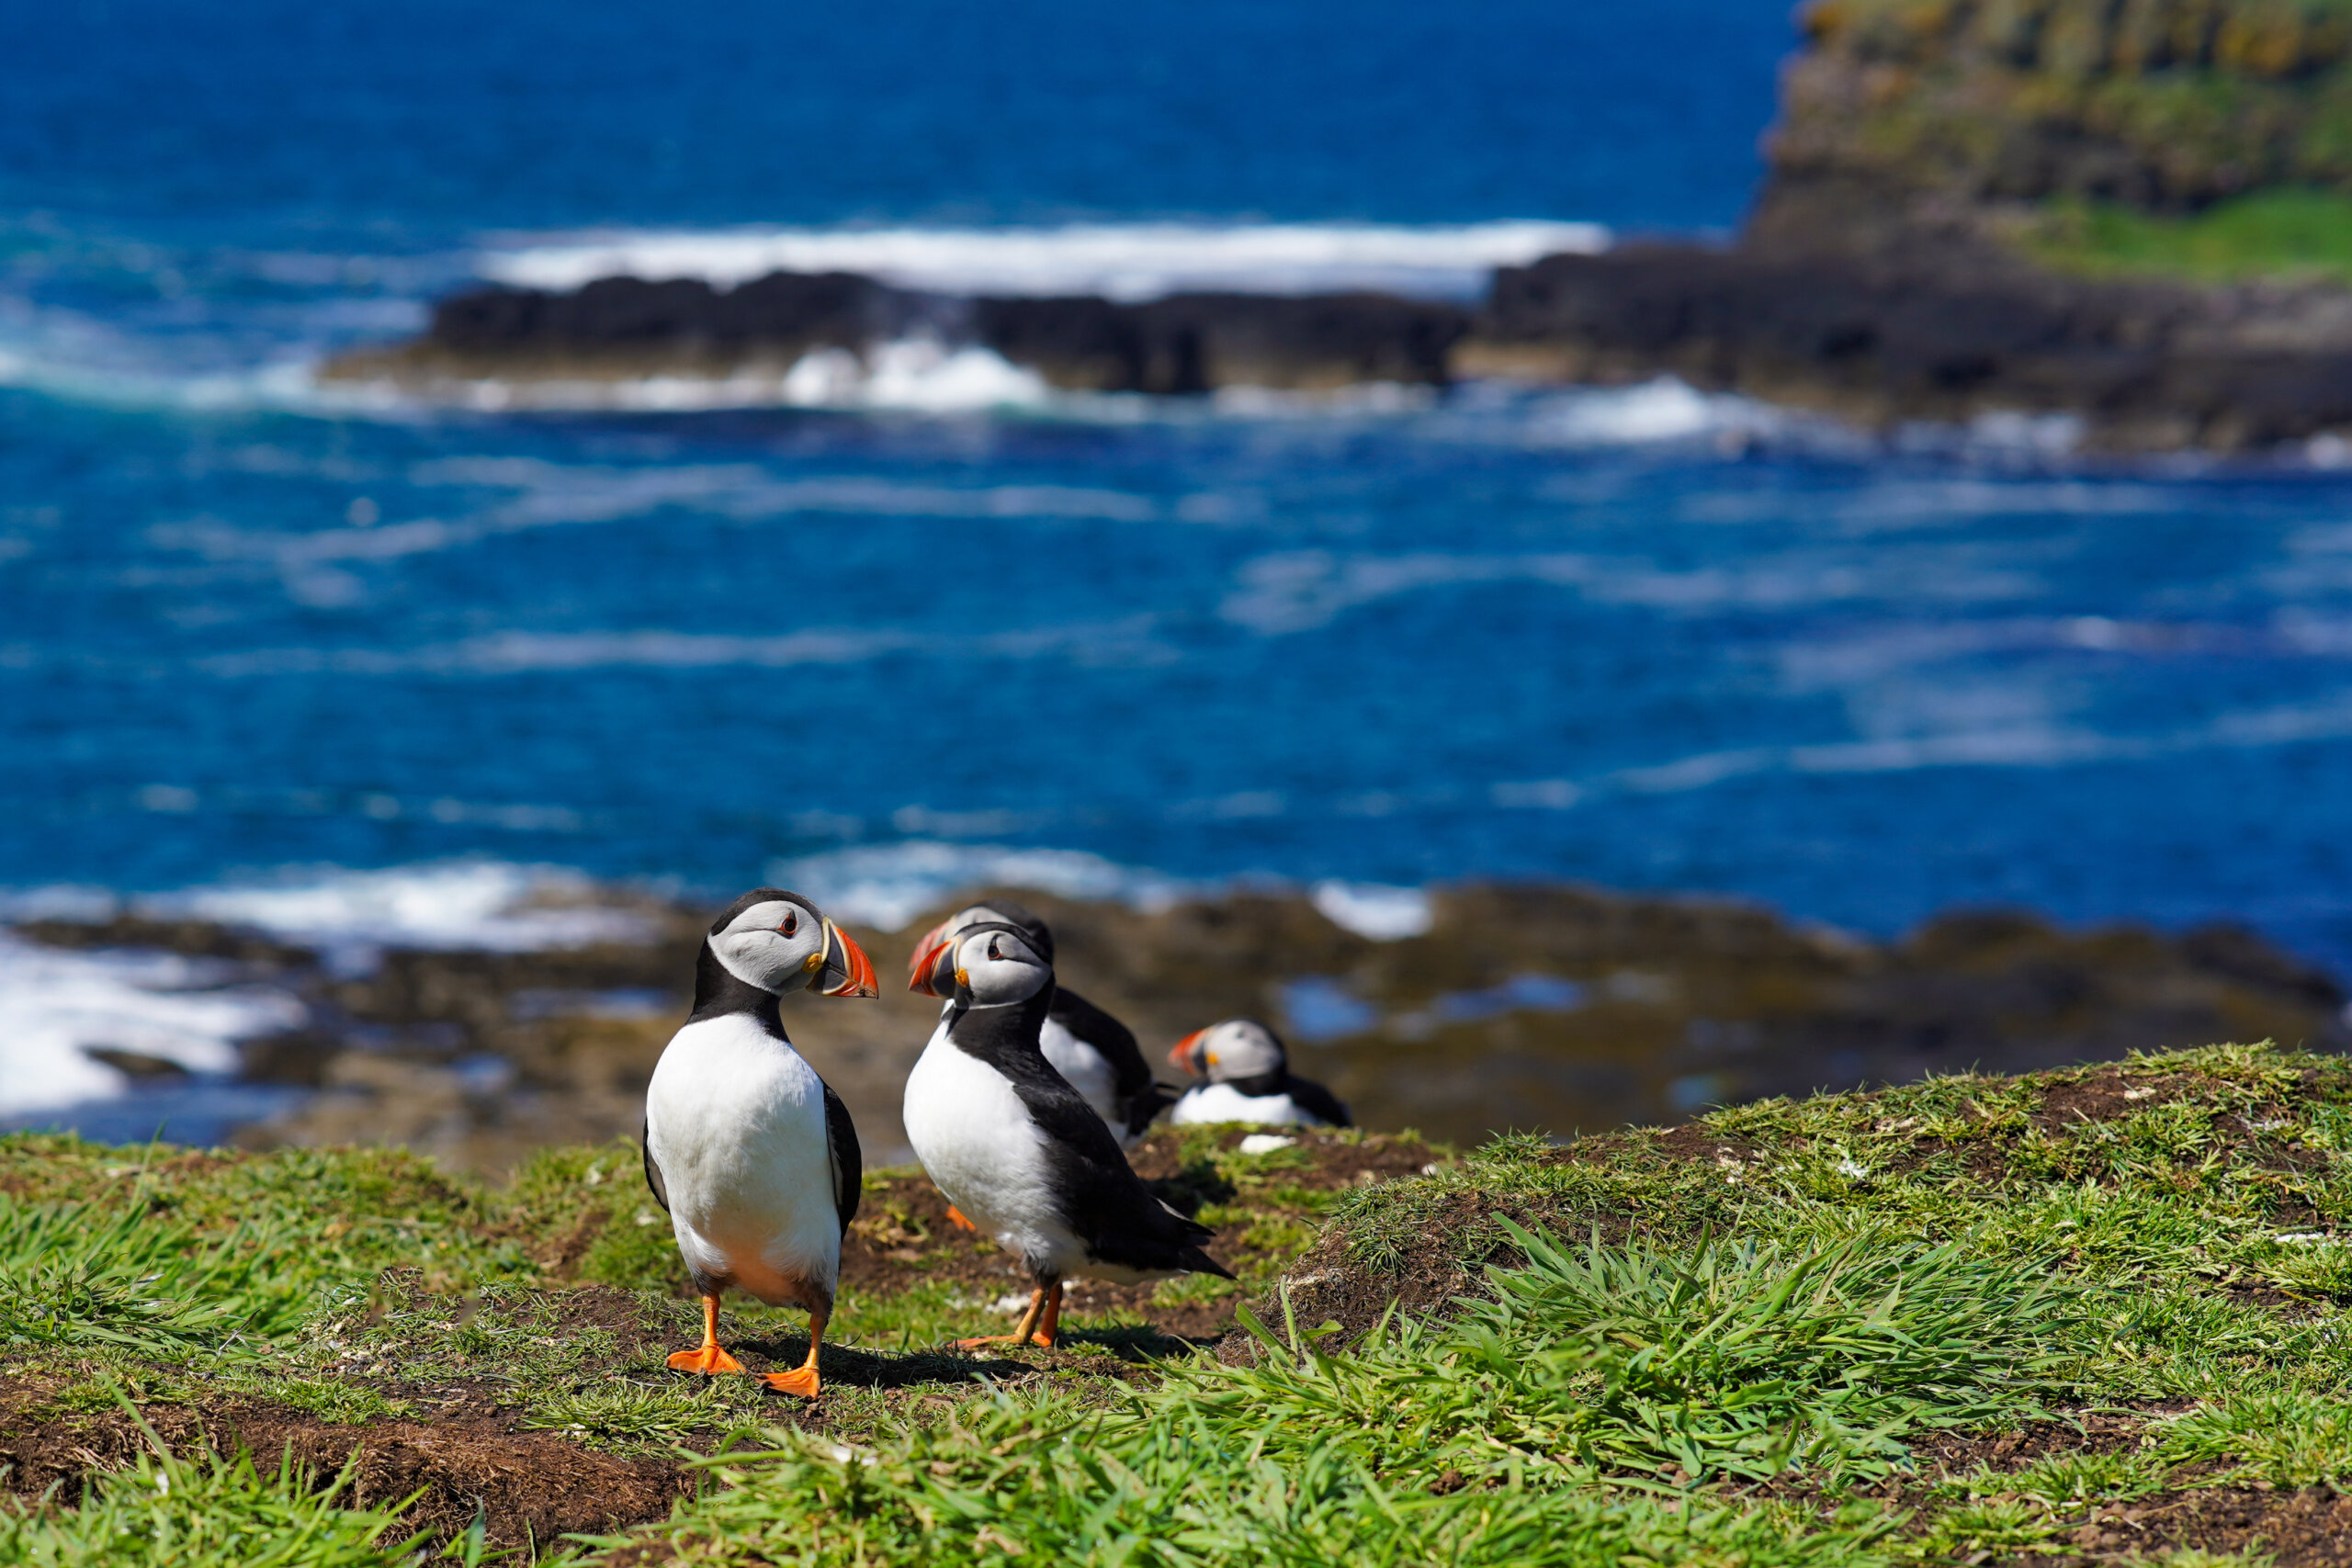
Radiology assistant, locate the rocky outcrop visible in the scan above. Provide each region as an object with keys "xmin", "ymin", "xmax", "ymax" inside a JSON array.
[
  {"xmin": 331, "ymin": 271, "xmax": 1468, "ymax": 395},
  {"xmin": 1458, "ymin": 241, "xmax": 2352, "ymax": 448},
  {"xmin": 1438, "ymin": 0, "xmax": 2352, "ymax": 449},
  {"xmin": 414, "ymin": 269, "xmax": 933, "ymax": 372},
  {"xmin": 972, "ymin": 291, "xmax": 1465, "ymax": 392}
]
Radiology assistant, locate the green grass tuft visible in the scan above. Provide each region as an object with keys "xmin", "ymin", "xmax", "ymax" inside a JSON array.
[
  {"xmin": 2030, "ymin": 186, "xmax": 2352, "ymax": 285},
  {"xmin": 0, "ymin": 1442, "xmax": 424, "ymax": 1567}
]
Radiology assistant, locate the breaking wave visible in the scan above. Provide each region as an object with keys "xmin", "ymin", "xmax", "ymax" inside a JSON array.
[{"xmin": 475, "ymin": 220, "xmax": 1611, "ymax": 302}]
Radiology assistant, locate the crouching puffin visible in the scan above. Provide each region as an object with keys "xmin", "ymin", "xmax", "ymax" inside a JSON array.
[
  {"xmin": 903, "ymin": 920, "xmax": 1232, "ymax": 1348},
  {"xmin": 642, "ymin": 888, "xmax": 878, "ymax": 1398},
  {"xmin": 907, "ymin": 900, "xmax": 1174, "ymax": 1147},
  {"xmin": 1168, "ymin": 1020, "xmax": 1351, "ymax": 1128}
]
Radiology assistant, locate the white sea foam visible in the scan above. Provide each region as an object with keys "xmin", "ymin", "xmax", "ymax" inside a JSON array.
[
  {"xmin": 1478, "ymin": 686, "xmax": 2352, "ymax": 818},
  {"xmin": 1309, "ymin": 881, "xmax": 1434, "ymax": 941},
  {"xmin": 138, "ymin": 861, "xmax": 658, "ymax": 975},
  {"xmin": 780, "ymin": 339, "xmax": 1051, "ymax": 410},
  {"xmin": 477, "ymin": 220, "xmax": 1610, "ymax": 303},
  {"xmin": 0, "ymin": 932, "xmax": 307, "ymax": 1118},
  {"xmin": 196, "ymin": 614, "xmax": 1173, "ymax": 679},
  {"xmin": 770, "ymin": 841, "xmax": 1445, "ymax": 942},
  {"xmin": 1218, "ymin": 543, "xmax": 2042, "ymax": 637},
  {"xmin": 1527, "ymin": 378, "xmax": 1792, "ymax": 447},
  {"xmin": 770, "ymin": 842, "xmax": 1199, "ymax": 931},
  {"xmin": 380, "ymin": 339, "xmax": 1055, "ymax": 414}
]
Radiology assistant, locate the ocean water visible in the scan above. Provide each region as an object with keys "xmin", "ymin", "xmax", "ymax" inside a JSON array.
[{"xmin": 6, "ymin": 0, "xmax": 2352, "ymax": 1133}]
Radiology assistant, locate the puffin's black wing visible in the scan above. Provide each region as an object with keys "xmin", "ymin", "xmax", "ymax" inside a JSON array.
[
  {"xmin": 1049, "ymin": 987, "xmax": 1147, "ymax": 1096},
  {"xmin": 1283, "ymin": 1075, "xmax": 1353, "ymax": 1129},
  {"xmin": 822, "ymin": 1079, "xmax": 862, "ymax": 1237},
  {"xmin": 1052, "ymin": 987, "xmax": 1175, "ymax": 1138},
  {"xmin": 640, "ymin": 1114, "xmax": 671, "ymax": 1213},
  {"xmin": 956, "ymin": 997, "xmax": 1231, "ymax": 1280}
]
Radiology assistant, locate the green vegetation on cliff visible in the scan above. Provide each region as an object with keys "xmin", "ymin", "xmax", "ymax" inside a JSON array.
[
  {"xmin": 1781, "ymin": 0, "xmax": 2352, "ymax": 217},
  {"xmin": 2029, "ymin": 185, "xmax": 2352, "ymax": 278},
  {"xmin": 12, "ymin": 1043, "xmax": 2352, "ymax": 1562}
]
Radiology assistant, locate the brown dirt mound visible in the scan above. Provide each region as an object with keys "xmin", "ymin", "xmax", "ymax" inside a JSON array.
[{"xmin": 0, "ymin": 1392, "xmax": 688, "ymax": 1550}]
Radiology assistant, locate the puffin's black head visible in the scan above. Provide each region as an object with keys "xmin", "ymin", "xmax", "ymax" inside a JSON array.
[
  {"xmin": 910, "ymin": 919, "xmax": 1052, "ymax": 1008},
  {"xmin": 706, "ymin": 887, "xmax": 878, "ymax": 998},
  {"xmin": 1169, "ymin": 1019, "xmax": 1287, "ymax": 1083},
  {"xmin": 906, "ymin": 898, "xmax": 1053, "ymax": 994}
]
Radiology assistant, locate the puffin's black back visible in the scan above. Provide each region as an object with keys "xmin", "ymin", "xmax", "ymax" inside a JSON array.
[
  {"xmin": 1047, "ymin": 986, "xmax": 1175, "ymax": 1134},
  {"xmin": 947, "ymin": 982, "xmax": 1230, "ymax": 1280},
  {"xmin": 979, "ymin": 898, "xmax": 1170, "ymax": 1134}
]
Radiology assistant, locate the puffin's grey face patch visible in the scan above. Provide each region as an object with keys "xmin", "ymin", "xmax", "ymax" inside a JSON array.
[
  {"xmin": 956, "ymin": 926, "xmax": 1051, "ymax": 1007},
  {"xmin": 710, "ymin": 897, "xmax": 826, "ymax": 993},
  {"xmin": 1202, "ymin": 1020, "xmax": 1285, "ymax": 1082},
  {"xmin": 944, "ymin": 902, "xmax": 1052, "ymax": 964}
]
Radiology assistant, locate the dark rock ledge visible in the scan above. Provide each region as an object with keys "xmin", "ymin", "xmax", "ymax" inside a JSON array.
[
  {"xmin": 322, "ymin": 242, "xmax": 2352, "ymax": 451},
  {"xmin": 325, "ymin": 270, "xmax": 1471, "ymax": 398}
]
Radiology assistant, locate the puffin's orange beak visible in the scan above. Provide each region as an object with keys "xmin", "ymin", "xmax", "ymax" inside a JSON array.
[
  {"xmin": 819, "ymin": 920, "xmax": 879, "ymax": 998},
  {"xmin": 1169, "ymin": 1028, "xmax": 1209, "ymax": 1076},
  {"xmin": 906, "ymin": 917, "xmax": 953, "ymax": 990},
  {"xmin": 908, "ymin": 933, "xmax": 956, "ymax": 998}
]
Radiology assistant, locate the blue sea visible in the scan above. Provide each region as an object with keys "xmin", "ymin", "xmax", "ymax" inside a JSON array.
[{"xmin": 6, "ymin": 0, "xmax": 2352, "ymax": 1130}]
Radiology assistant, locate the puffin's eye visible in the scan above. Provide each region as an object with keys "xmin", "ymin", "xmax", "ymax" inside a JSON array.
[
  {"xmin": 987, "ymin": 937, "xmax": 1001, "ymax": 961},
  {"xmin": 780, "ymin": 912, "xmax": 797, "ymax": 937}
]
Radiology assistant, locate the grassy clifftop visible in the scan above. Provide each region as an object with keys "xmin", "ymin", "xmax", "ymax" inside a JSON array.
[
  {"xmin": 11, "ymin": 1043, "xmax": 2352, "ymax": 1563},
  {"xmin": 1781, "ymin": 0, "xmax": 2352, "ymax": 209},
  {"xmin": 1762, "ymin": 0, "xmax": 2352, "ymax": 285}
]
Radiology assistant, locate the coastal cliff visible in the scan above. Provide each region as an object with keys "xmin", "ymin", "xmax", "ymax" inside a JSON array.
[
  {"xmin": 1474, "ymin": 0, "xmax": 2352, "ymax": 448},
  {"xmin": 1759, "ymin": 0, "xmax": 2352, "ymax": 242}
]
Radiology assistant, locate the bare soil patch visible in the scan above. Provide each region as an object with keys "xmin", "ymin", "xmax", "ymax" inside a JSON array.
[{"xmin": 0, "ymin": 1385, "xmax": 689, "ymax": 1550}]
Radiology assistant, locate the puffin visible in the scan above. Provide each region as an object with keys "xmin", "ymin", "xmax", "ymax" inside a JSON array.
[
  {"xmin": 906, "ymin": 900, "xmax": 1174, "ymax": 1147},
  {"xmin": 1167, "ymin": 1019, "xmax": 1351, "ymax": 1128},
  {"xmin": 642, "ymin": 887, "xmax": 879, "ymax": 1398},
  {"xmin": 902, "ymin": 920, "xmax": 1232, "ymax": 1348}
]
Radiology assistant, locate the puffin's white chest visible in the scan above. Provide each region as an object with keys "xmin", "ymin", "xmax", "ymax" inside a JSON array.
[
  {"xmin": 645, "ymin": 1012, "xmax": 840, "ymax": 1305},
  {"xmin": 1039, "ymin": 1015, "xmax": 1125, "ymax": 1139},
  {"xmin": 1170, "ymin": 1081, "xmax": 1322, "ymax": 1127},
  {"xmin": 902, "ymin": 1024, "xmax": 1086, "ymax": 1274}
]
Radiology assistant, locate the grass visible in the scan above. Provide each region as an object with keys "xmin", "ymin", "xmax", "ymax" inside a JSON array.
[
  {"xmin": 2028, "ymin": 186, "xmax": 2352, "ymax": 285},
  {"xmin": 0, "ymin": 1441, "xmax": 429, "ymax": 1568},
  {"xmin": 9, "ymin": 1042, "xmax": 2352, "ymax": 1562}
]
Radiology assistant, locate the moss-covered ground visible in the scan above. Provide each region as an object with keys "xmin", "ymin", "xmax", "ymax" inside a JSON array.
[
  {"xmin": 11, "ymin": 1043, "xmax": 2352, "ymax": 1563},
  {"xmin": 2027, "ymin": 187, "xmax": 2352, "ymax": 286}
]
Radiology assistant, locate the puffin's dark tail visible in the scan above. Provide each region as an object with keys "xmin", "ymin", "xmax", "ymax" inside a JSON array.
[
  {"xmin": 1179, "ymin": 1244, "xmax": 1237, "ymax": 1281},
  {"xmin": 1126, "ymin": 1080, "xmax": 1182, "ymax": 1139}
]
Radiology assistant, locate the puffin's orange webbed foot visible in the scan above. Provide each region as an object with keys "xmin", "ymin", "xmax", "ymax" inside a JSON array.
[
  {"xmin": 762, "ymin": 1366, "xmax": 820, "ymax": 1398},
  {"xmin": 953, "ymin": 1284, "xmax": 1058, "ymax": 1350},
  {"xmin": 668, "ymin": 1342, "xmax": 745, "ymax": 1375},
  {"xmin": 944, "ymin": 1204, "xmax": 978, "ymax": 1232},
  {"xmin": 763, "ymin": 1311, "xmax": 828, "ymax": 1399},
  {"xmin": 669, "ymin": 1293, "xmax": 744, "ymax": 1375}
]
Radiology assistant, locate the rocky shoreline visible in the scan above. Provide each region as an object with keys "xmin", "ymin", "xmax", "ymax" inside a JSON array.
[
  {"xmin": 324, "ymin": 0, "xmax": 2352, "ymax": 450},
  {"xmin": 326, "ymin": 269, "xmax": 1474, "ymax": 398},
  {"xmin": 325, "ymin": 239, "xmax": 2352, "ymax": 450},
  {"xmin": 15, "ymin": 880, "xmax": 2346, "ymax": 1172}
]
